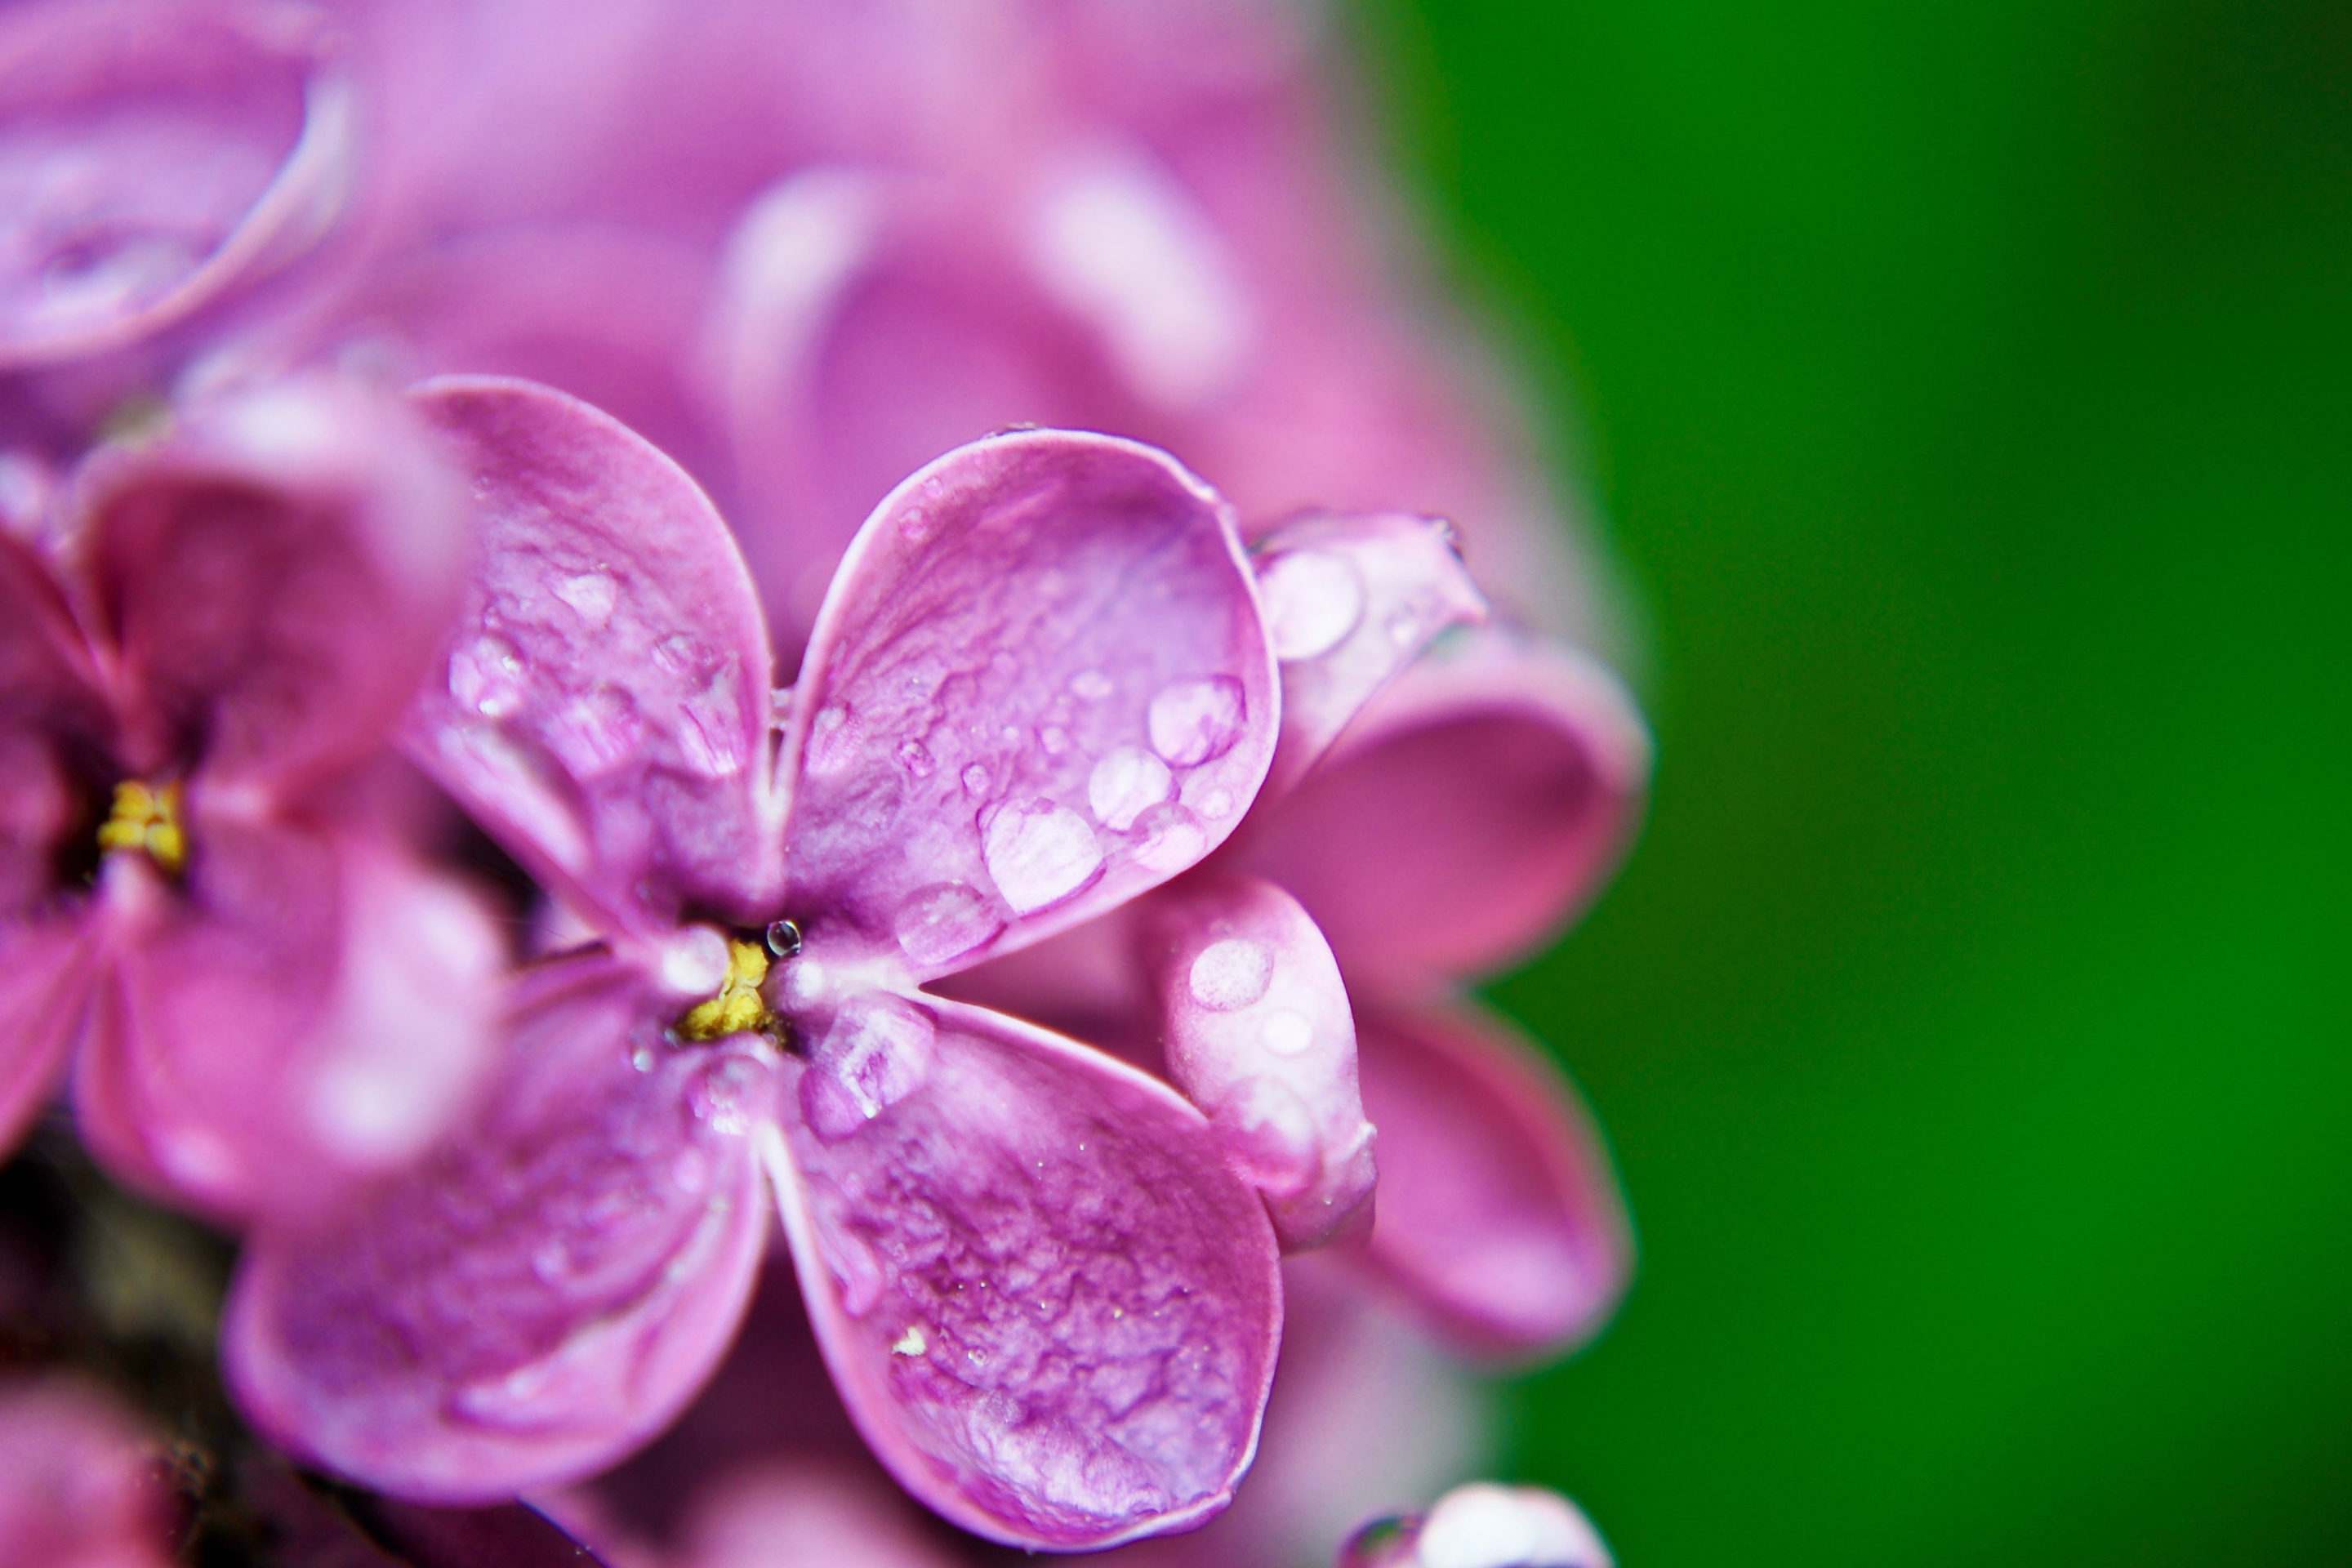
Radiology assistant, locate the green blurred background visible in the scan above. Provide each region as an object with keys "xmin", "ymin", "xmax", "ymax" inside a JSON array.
[{"xmin": 1352, "ymin": 0, "xmax": 2352, "ymax": 1561}]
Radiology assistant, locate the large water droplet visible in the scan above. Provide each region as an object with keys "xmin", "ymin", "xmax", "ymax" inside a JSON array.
[
  {"xmin": 1088, "ymin": 745, "xmax": 1174, "ymax": 831},
  {"xmin": 1148, "ymin": 675, "xmax": 1246, "ymax": 766},
  {"xmin": 448, "ymin": 632, "xmax": 526, "ymax": 719},
  {"xmin": 546, "ymin": 683, "xmax": 642, "ymax": 777},
  {"xmin": 1260, "ymin": 550, "xmax": 1364, "ymax": 660},
  {"xmin": 980, "ymin": 799, "xmax": 1105, "ymax": 915},
  {"xmin": 894, "ymin": 881, "xmax": 1006, "ymax": 968},
  {"xmin": 1190, "ymin": 938, "xmax": 1274, "ymax": 1011},
  {"xmin": 553, "ymin": 568, "xmax": 619, "ymax": 629},
  {"xmin": 800, "ymin": 994, "xmax": 938, "ymax": 1141}
]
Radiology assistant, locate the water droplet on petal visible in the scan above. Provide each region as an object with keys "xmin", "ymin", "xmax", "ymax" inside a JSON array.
[
  {"xmin": 1039, "ymin": 724, "xmax": 1071, "ymax": 755},
  {"xmin": 893, "ymin": 881, "xmax": 1006, "ymax": 968},
  {"xmin": 980, "ymin": 799, "xmax": 1105, "ymax": 915},
  {"xmin": 960, "ymin": 763, "xmax": 991, "ymax": 797},
  {"xmin": 1190, "ymin": 938, "xmax": 1273, "ymax": 1011},
  {"xmin": 677, "ymin": 665, "xmax": 748, "ymax": 777},
  {"xmin": 800, "ymin": 994, "xmax": 938, "ymax": 1140},
  {"xmin": 553, "ymin": 569, "xmax": 619, "ymax": 629},
  {"xmin": 448, "ymin": 633, "xmax": 526, "ymax": 719},
  {"xmin": 688, "ymin": 1051, "xmax": 768, "ymax": 1137},
  {"xmin": 1089, "ymin": 745, "xmax": 1174, "ymax": 831},
  {"xmin": 1131, "ymin": 804, "xmax": 1208, "ymax": 874},
  {"xmin": 631, "ymin": 1046, "xmax": 656, "ymax": 1072},
  {"xmin": 546, "ymin": 684, "xmax": 642, "ymax": 777},
  {"xmin": 826, "ymin": 1224, "xmax": 884, "ymax": 1316},
  {"xmin": 806, "ymin": 703, "xmax": 862, "ymax": 775},
  {"xmin": 1260, "ymin": 550, "xmax": 1365, "ymax": 660},
  {"xmin": 895, "ymin": 738, "xmax": 935, "ymax": 777},
  {"xmin": 1148, "ymin": 675, "xmax": 1247, "ymax": 766},
  {"xmin": 1070, "ymin": 668, "xmax": 1115, "ymax": 701},
  {"xmin": 1385, "ymin": 606, "xmax": 1423, "ymax": 647},
  {"xmin": 765, "ymin": 920, "xmax": 803, "ymax": 958},
  {"xmin": 1260, "ymin": 1008, "xmax": 1314, "ymax": 1056}
]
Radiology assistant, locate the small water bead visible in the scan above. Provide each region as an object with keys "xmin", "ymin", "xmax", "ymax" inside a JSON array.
[
  {"xmin": 801, "ymin": 994, "xmax": 938, "ymax": 1141},
  {"xmin": 675, "ymin": 665, "xmax": 748, "ymax": 777},
  {"xmin": 448, "ymin": 632, "xmax": 527, "ymax": 719},
  {"xmin": 552, "ymin": 568, "xmax": 618, "ymax": 629},
  {"xmin": 980, "ymin": 799, "xmax": 1104, "ymax": 914},
  {"xmin": 1038, "ymin": 724, "xmax": 1071, "ymax": 756},
  {"xmin": 1088, "ymin": 745, "xmax": 1174, "ymax": 831},
  {"xmin": 1188, "ymin": 938, "xmax": 1274, "ymax": 1012},
  {"xmin": 546, "ymin": 683, "xmax": 642, "ymax": 776},
  {"xmin": 895, "ymin": 738, "xmax": 935, "ymax": 777},
  {"xmin": 805, "ymin": 703, "xmax": 863, "ymax": 775},
  {"xmin": 688, "ymin": 1052, "xmax": 768, "ymax": 1136},
  {"xmin": 1148, "ymin": 675, "xmax": 1246, "ymax": 766},
  {"xmin": 1259, "ymin": 1009, "xmax": 1314, "ymax": 1057},
  {"xmin": 1259, "ymin": 550, "xmax": 1365, "ymax": 660},
  {"xmin": 764, "ymin": 920, "xmax": 804, "ymax": 958},
  {"xmin": 893, "ymin": 881, "xmax": 1004, "ymax": 968},
  {"xmin": 960, "ymin": 763, "xmax": 991, "ymax": 797},
  {"xmin": 1384, "ymin": 606, "xmax": 1423, "ymax": 648},
  {"xmin": 1069, "ymin": 668, "xmax": 1115, "ymax": 702}
]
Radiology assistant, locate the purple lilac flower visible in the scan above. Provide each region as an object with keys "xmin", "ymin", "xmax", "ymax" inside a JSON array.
[
  {"xmin": 0, "ymin": 1377, "xmax": 174, "ymax": 1568},
  {"xmin": 223, "ymin": 379, "xmax": 1294, "ymax": 1551},
  {"xmin": 0, "ymin": 375, "xmax": 498, "ymax": 1225}
]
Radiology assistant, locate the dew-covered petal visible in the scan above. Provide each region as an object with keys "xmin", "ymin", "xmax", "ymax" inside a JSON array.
[
  {"xmin": 1352, "ymin": 1003, "xmax": 1628, "ymax": 1361},
  {"xmin": 0, "ymin": 1377, "xmax": 176, "ymax": 1568},
  {"xmin": 224, "ymin": 951, "xmax": 779, "ymax": 1502},
  {"xmin": 0, "ymin": 0, "xmax": 350, "ymax": 368},
  {"xmin": 72, "ymin": 815, "xmax": 501, "ymax": 1227},
  {"xmin": 78, "ymin": 375, "xmax": 470, "ymax": 797},
  {"xmin": 1251, "ymin": 511, "xmax": 1485, "ymax": 800},
  {"xmin": 405, "ymin": 376, "xmax": 784, "ymax": 934},
  {"xmin": 782, "ymin": 430, "xmax": 1276, "ymax": 981},
  {"xmin": 1236, "ymin": 630, "xmax": 1649, "ymax": 992},
  {"xmin": 1139, "ymin": 872, "xmax": 1373, "ymax": 1251},
  {"xmin": 768, "ymin": 996, "xmax": 1281, "ymax": 1550}
]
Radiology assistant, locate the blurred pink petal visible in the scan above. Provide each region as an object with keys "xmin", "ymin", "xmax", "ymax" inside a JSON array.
[
  {"xmin": 1237, "ymin": 630, "xmax": 1650, "ymax": 993},
  {"xmin": 225, "ymin": 951, "xmax": 781, "ymax": 1503},
  {"xmin": 1354, "ymin": 1004, "xmax": 1628, "ymax": 1360},
  {"xmin": 0, "ymin": 0, "xmax": 350, "ymax": 369},
  {"xmin": 683, "ymin": 1465, "xmax": 963, "ymax": 1568},
  {"xmin": 403, "ymin": 376, "xmax": 786, "ymax": 937},
  {"xmin": 1341, "ymin": 1481, "xmax": 1612, "ymax": 1568},
  {"xmin": 783, "ymin": 427, "xmax": 1276, "ymax": 974},
  {"xmin": 0, "ymin": 1378, "xmax": 174, "ymax": 1568},
  {"xmin": 773, "ymin": 998, "xmax": 1281, "ymax": 1550},
  {"xmin": 1139, "ymin": 871, "xmax": 1374, "ymax": 1250}
]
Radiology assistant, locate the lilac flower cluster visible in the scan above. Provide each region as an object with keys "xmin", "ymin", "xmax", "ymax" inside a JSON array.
[{"xmin": 1, "ymin": 0, "xmax": 1649, "ymax": 1562}]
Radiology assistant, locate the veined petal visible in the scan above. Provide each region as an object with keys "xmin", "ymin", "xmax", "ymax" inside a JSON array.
[
  {"xmin": 1236, "ymin": 629, "xmax": 1649, "ymax": 992},
  {"xmin": 1352, "ymin": 1002, "xmax": 1630, "ymax": 1361},
  {"xmin": 73, "ymin": 816, "xmax": 501, "ymax": 1226},
  {"xmin": 1250, "ymin": 510, "xmax": 1485, "ymax": 800},
  {"xmin": 782, "ymin": 430, "xmax": 1277, "ymax": 982},
  {"xmin": 405, "ymin": 376, "xmax": 784, "ymax": 934},
  {"xmin": 1139, "ymin": 872, "xmax": 1374, "ymax": 1251},
  {"xmin": 77, "ymin": 374, "xmax": 470, "ymax": 797},
  {"xmin": 224, "ymin": 951, "xmax": 778, "ymax": 1502},
  {"xmin": 0, "ymin": 0, "xmax": 350, "ymax": 368},
  {"xmin": 768, "ymin": 996, "xmax": 1281, "ymax": 1550}
]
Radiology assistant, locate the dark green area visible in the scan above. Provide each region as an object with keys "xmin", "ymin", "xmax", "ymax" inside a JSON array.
[{"xmin": 1356, "ymin": 0, "xmax": 2352, "ymax": 1561}]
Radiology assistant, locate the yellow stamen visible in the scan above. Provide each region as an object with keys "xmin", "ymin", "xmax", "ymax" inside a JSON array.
[
  {"xmin": 97, "ymin": 780, "xmax": 188, "ymax": 875},
  {"xmin": 675, "ymin": 938, "xmax": 777, "ymax": 1042}
]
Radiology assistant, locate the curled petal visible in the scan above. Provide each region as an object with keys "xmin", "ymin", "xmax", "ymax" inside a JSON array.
[
  {"xmin": 225, "ymin": 952, "xmax": 778, "ymax": 1502},
  {"xmin": 74, "ymin": 817, "xmax": 501, "ymax": 1226},
  {"xmin": 1139, "ymin": 872, "xmax": 1374, "ymax": 1250},
  {"xmin": 784, "ymin": 430, "xmax": 1277, "ymax": 981},
  {"xmin": 77, "ymin": 374, "xmax": 469, "ymax": 796},
  {"xmin": 1353, "ymin": 1004, "xmax": 1629, "ymax": 1360},
  {"xmin": 1237, "ymin": 630, "xmax": 1649, "ymax": 992},
  {"xmin": 405, "ymin": 376, "xmax": 785, "ymax": 933},
  {"xmin": 0, "ymin": 0, "xmax": 350, "ymax": 368},
  {"xmin": 768, "ymin": 997, "xmax": 1281, "ymax": 1550},
  {"xmin": 1250, "ymin": 510, "xmax": 1486, "ymax": 800}
]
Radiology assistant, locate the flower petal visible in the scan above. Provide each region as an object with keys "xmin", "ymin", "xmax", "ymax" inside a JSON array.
[
  {"xmin": 1352, "ymin": 1002, "xmax": 1630, "ymax": 1360},
  {"xmin": 1236, "ymin": 630, "xmax": 1649, "ymax": 991},
  {"xmin": 1138, "ymin": 872, "xmax": 1374, "ymax": 1251},
  {"xmin": 0, "ymin": 917, "xmax": 96, "ymax": 1158},
  {"xmin": 0, "ymin": 1377, "xmax": 176, "ymax": 1568},
  {"xmin": 405, "ymin": 376, "xmax": 785, "ymax": 934},
  {"xmin": 73, "ymin": 816, "xmax": 501, "ymax": 1226},
  {"xmin": 0, "ymin": 530, "xmax": 105, "ymax": 915},
  {"xmin": 78, "ymin": 374, "xmax": 470, "ymax": 796},
  {"xmin": 0, "ymin": 0, "xmax": 350, "ymax": 368},
  {"xmin": 1250, "ymin": 511, "xmax": 1486, "ymax": 800},
  {"xmin": 224, "ymin": 951, "xmax": 779, "ymax": 1502},
  {"xmin": 782, "ymin": 430, "xmax": 1276, "ymax": 981},
  {"xmin": 767, "ymin": 996, "xmax": 1281, "ymax": 1550}
]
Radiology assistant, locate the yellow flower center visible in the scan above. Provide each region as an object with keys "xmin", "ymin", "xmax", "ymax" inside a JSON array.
[
  {"xmin": 96, "ymin": 780, "xmax": 187, "ymax": 875},
  {"xmin": 675, "ymin": 937, "xmax": 778, "ymax": 1043}
]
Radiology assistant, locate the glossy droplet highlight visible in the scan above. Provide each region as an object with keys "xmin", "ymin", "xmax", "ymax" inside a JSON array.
[
  {"xmin": 1088, "ymin": 745, "xmax": 1174, "ymax": 831},
  {"xmin": 893, "ymin": 880, "xmax": 1005, "ymax": 968},
  {"xmin": 546, "ymin": 684, "xmax": 641, "ymax": 777},
  {"xmin": 800, "ymin": 994, "xmax": 939, "ymax": 1141},
  {"xmin": 676, "ymin": 665, "xmax": 747, "ymax": 777},
  {"xmin": 1070, "ymin": 667, "xmax": 1115, "ymax": 701},
  {"xmin": 1260, "ymin": 1009, "xmax": 1314, "ymax": 1057},
  {"xmin": 1189, "ymin": 938, "xmax": 1274, "ymax": 1012},
  {"xmin": 553, "ymin": 569, "xmax": 618, "ymax": 628},
  {"xmin": 1148, "ymin": 675, "xmax": 1246, "ymax": 766},
  {"xmin": 980, "ymin": 798, "xmax": 1104, "ymax": 915},
  {"xmin": 1259, "ymin": 549, "xmax": 1365, "ymax": 660},
  {"xmin": 448, "ymin": 632, "xmax": 526, "ymax": 719}
]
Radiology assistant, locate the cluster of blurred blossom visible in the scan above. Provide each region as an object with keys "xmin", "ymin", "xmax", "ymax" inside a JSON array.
[{"xmin": 0, "ymin": 0, "xmax": 1649, "ymax": 1563}]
